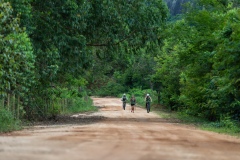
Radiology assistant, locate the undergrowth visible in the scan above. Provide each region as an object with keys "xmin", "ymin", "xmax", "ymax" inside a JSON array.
[
  {"xmin": 152, "ymin": 105, "xmax": 240, "ymax": 137},
  {"xmin": 62, "ymin": 97, "xmax": 97, "ymax": 114},
  {"xmin": 0, "ymin": 108, "xmax": 21, "ymax": 133}
]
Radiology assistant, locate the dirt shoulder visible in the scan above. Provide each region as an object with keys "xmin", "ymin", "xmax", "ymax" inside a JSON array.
[{"xmin": 0, "ymin": 97, "xmax": 240, "ymax": 160}]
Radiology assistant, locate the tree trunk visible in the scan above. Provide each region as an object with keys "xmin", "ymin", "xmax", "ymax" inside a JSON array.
[
  {"xmin": 12, "ymin": 94, "xmax": 16, "ymax": 118},
  {"xmin": 157, "ymin": 91, "xmax": 160, "ymax": 104},
  {"xmin": 62, "ymin": 99, "xmax": 65, "ymax": 112},
  {"xmin": 7, "ymin": 93, "xmax": 10, "ymax": 111},
  {"xmin": 17, "ymin": 96, "xmax": 20, "ymax": 119},
  {"xmin": 7, "ymin": 84, "xmax": 11, "ymax": 111},
  {"xmin": 1, "ymin": 97, "xmax": 4, "ymax": 108}
]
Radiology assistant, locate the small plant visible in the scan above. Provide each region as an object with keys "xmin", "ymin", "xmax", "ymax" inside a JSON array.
[
  {"xmin": 63, "ymin": 97, "xmax": 97, "ymax": 114},
  {"xmin": 201, "ymin": 115, "xmax": 240, "ymax": 135},
  {"xmin": 0, "ymin": 108, "xmax": 21, "ymax": 132},
  {"xmin": 220, "ymin": 115, "xmax": 236, "ymax": 129}
]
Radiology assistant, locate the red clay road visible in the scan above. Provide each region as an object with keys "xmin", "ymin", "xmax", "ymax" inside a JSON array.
[{"xmin": 0, "ymin": 97, "xmax": 240, "ymax": 160}]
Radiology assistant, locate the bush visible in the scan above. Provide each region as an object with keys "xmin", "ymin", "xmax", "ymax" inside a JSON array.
[
  {"xmin": 219, "ymin": 115, "xmax": 238, "ymax": 130},
  {"xmin": 95, "ymin": 80, "xmax": 126, "ymax": 97},
  {"xmin": 63, "ymin": 97, "xmax": 97, "ymax": 114},
  {"xmin": 201, "ymin": 115, "xmax": 240, "ymax": 135},
  {"xmin": 0, "ymin": 108, "xmax": 21, "ymax": 132}
]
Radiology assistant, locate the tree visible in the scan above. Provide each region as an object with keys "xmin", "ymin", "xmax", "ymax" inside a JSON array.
[
  {"xmin": 84, "ymin": 0, "xmax": 169, "ymax": 95},
  {"xmin": 3, "ymin": 0, "xmax": 169, "ymax": 118},
  {"xmin": 154, "ymin": 0, "xmax": 240, "ymax": 121},
  {"xmin": 0, "ymin": 2, "xmax": 35, "ymax": 118}
]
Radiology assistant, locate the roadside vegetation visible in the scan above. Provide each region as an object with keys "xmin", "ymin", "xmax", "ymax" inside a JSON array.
[
  {"xmin": 0, "ymin": 108, "xmax": 21, "ymax": 132},
  {"xmin": 118, "ymin": 88, "xmax": 240, "ymax": 137},
  {"xmin": 153, "ymin": 106, "xmax": 240, "ymax": 137},
  {"xmin": 1, "ymin": 0, "xmax": 240, "ymax": 135},
  {"xmin": 115, "ymin": 89, "xmax": 239, "ymax": 137},
  {"xmin": 62, "ymin": 97, "xmax": 97, "ymax": 115}
]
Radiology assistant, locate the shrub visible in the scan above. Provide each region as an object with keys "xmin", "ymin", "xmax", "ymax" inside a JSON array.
[
  {"xmin": 0, "ymin": 108, "xmax": 21, "ymax": 132},
  {"xmin": 95, "ymin": 80, "xmax": 126, "ymax": 97},
  {"xmin": 63, "ymin": 97, "xmax": 97, "ymax": 114}
]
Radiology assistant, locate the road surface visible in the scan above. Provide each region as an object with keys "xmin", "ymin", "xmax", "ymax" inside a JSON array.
[{"xmin": 0, "ymin": 97, "xmax": 240, "ymax": 160}]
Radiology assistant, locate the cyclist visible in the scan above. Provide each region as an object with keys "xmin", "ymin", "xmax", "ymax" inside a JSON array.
[
  {"xmin": 145, "ymin": 94, "xmax": 152, "ymax": 113},
  {"xmin": 121, "ymin": 93, "xmax": 127, "ymax": 110}
]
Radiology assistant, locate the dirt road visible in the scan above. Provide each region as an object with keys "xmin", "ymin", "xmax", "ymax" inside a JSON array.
[{"xmin": 1, "ymin": 97, "xmax": 240, "ymax": 160}]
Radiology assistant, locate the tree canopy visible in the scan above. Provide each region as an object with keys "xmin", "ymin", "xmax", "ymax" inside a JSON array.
[
  {"xmin": 0, "ymin": 0, "xmax": 168, "ymax": 120},
  {"xmin": 1, "ymin": 0, "xmax": 240, "ymax": 125}
]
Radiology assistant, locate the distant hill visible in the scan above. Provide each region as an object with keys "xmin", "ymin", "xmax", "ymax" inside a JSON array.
[{"xmin": 164, "ymin": 0, "xmax": 190, "ymax": 16}]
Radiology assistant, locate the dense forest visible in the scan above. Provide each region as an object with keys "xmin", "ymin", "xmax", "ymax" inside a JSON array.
[
  {"xmin": 1, "ymin": 0, "xmax": 240, "ymax": 132},
  {"xmin": 164, "ymin": 0, "xmax": 190, "ymax": 15}
]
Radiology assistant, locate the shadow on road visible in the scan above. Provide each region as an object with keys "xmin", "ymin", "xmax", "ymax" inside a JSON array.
[
  {"xmin": 30, "ymin": 115, "xmax": 180, "ymax": 127},
  {"xmin": 104, "ymin": 117, "xmax": 181, "ymax": 123},
  {"xmin": 30, "ymin": 115, "xmax": 105, "ymax": 126}
]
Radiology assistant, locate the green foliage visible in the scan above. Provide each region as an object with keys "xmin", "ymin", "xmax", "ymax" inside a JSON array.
[
  {"xmin": 0, "ymin": 2, "xmax": 34, "ymax": 94},
  {"xmin": 0, "ymin": 0, "xmax": 169, "ymax": 126},
  {"xmin": 202, "ymin": 115, "xmax": 240, "ymax": 135},
  {"xmin": 64, "ymin": 97, "xmax": 97, "ymax": 114},
  {"xmin": 126, "ymin": 88, "xmax": 157, "ymax": 107},
  {"xmin": 0, "ymin": 108, "xmax": 21, "ymax": 132},
  {"xmin": 6, "ymin": 0, "xmax": 33, "ymax": 33},
  {"xmin": 85, "ymin": 0, "xmax": 169, "ymax": 95},
  {"xmin": 86, "ymin": 0, "xmax": 168, "ymax": 46},
  {"xmin": 2, "ymin": 0, "xmax": 168, "ymax": 121},
  {"xmin": 153, "ymin": 0, "xmax": 240, "ymax": 123},
  {"xmin": 0, "ymin": 2, "xmax": 35, "ymax": 121},
  {"xmin": 3, "ymin": 0, "xmax": 239, "ymax": 133},
  {"xmin": 156, "ymin": 108, "xmax": 240, "ymax": 136},
  {"xmin": 95, "ymin": 81, "xmax": 126, "ymax": 97}
]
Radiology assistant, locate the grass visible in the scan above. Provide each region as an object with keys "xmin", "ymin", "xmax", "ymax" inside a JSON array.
[
  {"xmin": 65, "ymin": 104, "xmax": 98, "ymax": 114},
  {"xmin": 201, "ymin": 125, "xmax": 240, "ymax": 137},
  {"xmin": 200, "ymin": 119, "xmax": 240, "ymax": 137},
  {"xmin": 0, "ymin": 108, "xmax": 22, "ymax": 133},
  {"xmin": 62, "ymin": 97, "xmax": 98, "ymax": 114},
  {"xmin": 151, "ymin": 104, "xmax": 240, "ymax": 138}
]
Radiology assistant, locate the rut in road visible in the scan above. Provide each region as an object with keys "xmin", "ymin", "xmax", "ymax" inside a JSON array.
[{"xmin": 0, "ymin": 97, "xmax": 240, "ymax": 160}]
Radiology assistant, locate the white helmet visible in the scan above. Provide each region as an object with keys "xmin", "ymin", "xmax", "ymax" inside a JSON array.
[
  {"xmin": 123, "ymin": 93, "xmax": 126, "ymax": 96},
  {"xmin": 147, "ymin": 94, "xmax": 149, "ymax": 96}
]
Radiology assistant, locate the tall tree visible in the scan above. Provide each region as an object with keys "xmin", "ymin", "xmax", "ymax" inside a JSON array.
[
  {"xmin": 4, "ymin": 0, "xmax": 168, "ymax": 117},
  {"xmin": 0, "ymin": 2, "xmax": 35, "ymax": 115},
  {"xmin": 154, "ymin": 0, "xmax": 240, "ymax": 121}
]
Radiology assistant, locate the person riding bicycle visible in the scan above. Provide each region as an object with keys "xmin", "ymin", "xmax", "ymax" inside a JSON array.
[
  {"xmin": 121, "ymin": 93, "xmax": 128, "ymax": 110},
  {"xmin": 145, "ymin": 94, "xmax": 152, "ymax": 113}
]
